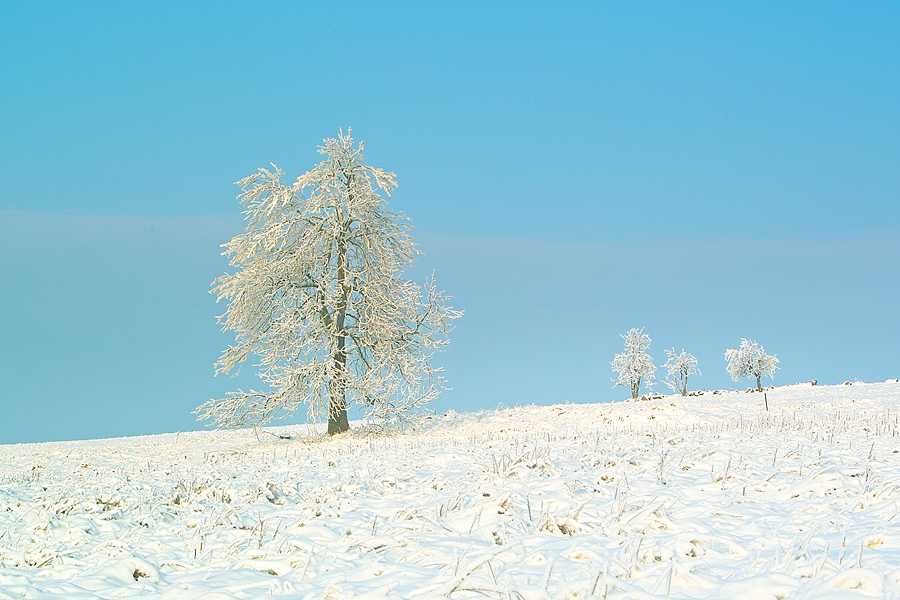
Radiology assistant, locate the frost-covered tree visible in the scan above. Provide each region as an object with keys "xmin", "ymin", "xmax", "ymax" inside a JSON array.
[
  {"xmin": 663, "ymin": 348, "xmax": 700, "ymax": 396},
  {"xmin": 611, "ymin": 328, "xmax": 655, "ymax": 399},
  {"xmin": 725, "ymin": 339, "xmax": 778, "ymax": 392},
  {"xmin": 198, "ymin": 129, "xmax": 461, "ymax": 435}
]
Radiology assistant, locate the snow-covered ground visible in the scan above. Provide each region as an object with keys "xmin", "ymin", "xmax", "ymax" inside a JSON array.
[{"xmin": 1, "ymin": 381, "xmax": 899, "ymax": 599}]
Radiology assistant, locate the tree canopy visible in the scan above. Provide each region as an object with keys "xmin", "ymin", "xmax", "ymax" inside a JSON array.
[{"xmin": 198, "ymin": 130, "xmax": 461, "ymax": 434}]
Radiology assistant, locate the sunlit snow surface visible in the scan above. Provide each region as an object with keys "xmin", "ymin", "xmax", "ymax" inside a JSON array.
[{"xmin": 2, "ymin": 382, "xmax": 899, "ymax": 599}]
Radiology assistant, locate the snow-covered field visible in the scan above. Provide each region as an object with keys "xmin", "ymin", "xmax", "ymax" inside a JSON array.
[{"xmin": 1, "ymin": 382, "xmax": 899, "ymax": 599}]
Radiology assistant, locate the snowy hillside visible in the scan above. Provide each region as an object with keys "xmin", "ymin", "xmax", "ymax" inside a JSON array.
[{"xmin": 1, "ymin": 381, "xmax": 899, "ymax": 599}]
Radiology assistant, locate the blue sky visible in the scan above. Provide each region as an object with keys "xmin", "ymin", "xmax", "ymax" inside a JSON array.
[{"xmin": 1, "ymin": 2, "xmax": 898, "ymax": 444}]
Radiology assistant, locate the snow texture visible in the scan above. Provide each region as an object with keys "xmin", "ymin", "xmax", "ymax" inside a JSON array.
[{"xmin": 2, "ymin": 381, "xmax": 900, "ymax": 599}]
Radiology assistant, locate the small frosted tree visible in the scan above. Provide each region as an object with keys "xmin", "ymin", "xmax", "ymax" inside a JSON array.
[
  {"xmin": 611, "ymin": 328, "xmax": 655, "ymax": 399},
  {"xmin": 725, "ymin": 339, "xmax": 778, "ymax": 392},
  {"xmin": 663, "ymin": 348, "xmax": 700, "ymax": 396},
  {"xmin": 198, "ymin": 129, "xmax": 461, "ymax": 435}
]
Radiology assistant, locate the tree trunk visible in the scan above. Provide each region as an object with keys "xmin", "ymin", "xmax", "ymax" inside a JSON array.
[
  {"xmin": 327, "ymin": 338, "xmax": 349, "ymax": 435},
  {"xmin": 756, "ymin": 373, "xmax": 762, "ymax": 393},
  {"xmin": 327, "ymin": 224, "xmax": 350, "ymax": 436}
]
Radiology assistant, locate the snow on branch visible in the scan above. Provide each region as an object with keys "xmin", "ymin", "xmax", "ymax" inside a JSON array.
[
  {"xmin": 725, "ymin": 338, "xmax": 778, "ymax": 392},
  {"xmin": 611, "ymin": 328, "xmax": 655, "ymax": 399},
  {"xmin": 198, "ymin": 129, "xmax": 462, "ymax": 435},
  {"xmin": 663, "ymin": 349, "xmax": 700, "ymax": 396}
]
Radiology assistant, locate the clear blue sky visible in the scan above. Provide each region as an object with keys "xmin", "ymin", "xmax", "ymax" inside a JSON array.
[{"xmin": 1, "ymin": 2, "xmax": 898, "ymax": 444}]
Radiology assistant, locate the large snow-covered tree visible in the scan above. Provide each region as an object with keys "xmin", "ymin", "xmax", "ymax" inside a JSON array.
[
  {"xmin": 611, "ymin": 328, "xmax": 655, "ymax": 399},
  {"xmin": 725, "ymin": 339, "xmax": 778, "ymax": 392},
  {"xmin": 663, "ymin": 348, "xmax": 700, "ymax": 396},
  {"xmin": 198, "ymin": 129, "xmax": 461, "ymax": 435}
]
